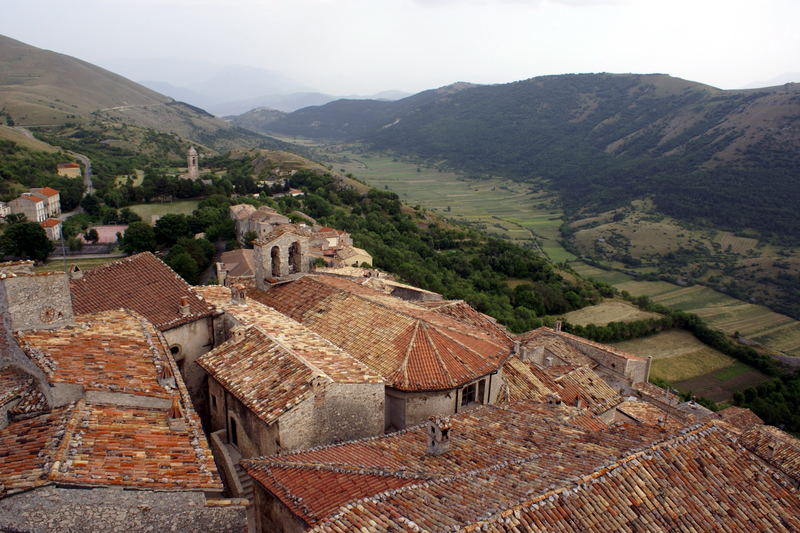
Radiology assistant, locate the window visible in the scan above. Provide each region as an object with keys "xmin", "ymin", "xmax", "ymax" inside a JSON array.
[
  {"xmin": 461, "ymin": 383, "xmax": 476, "ymax": 407},
  {"xmin": 170, "ymin": 345, "xmax": 181, "ymax": 356},
  {"xmin": 211, "ymin": 394, "xmax": 217, "ymax": 410},
  {"xmin": 478, "ymin": 379, "xmax": 486, "ymax": 404}
]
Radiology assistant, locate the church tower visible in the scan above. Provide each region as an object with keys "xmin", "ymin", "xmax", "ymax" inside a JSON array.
[{"xmin": 187, "ymin": 146, "xmax": 199, "ymax": 179}]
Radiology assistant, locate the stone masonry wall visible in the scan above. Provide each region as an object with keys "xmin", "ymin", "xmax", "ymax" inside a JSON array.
[
  {"xmin": 279, "ymin": 382, "xmax": 384, "ymax": 451},
  {"xmin": 0, "ymin": 273, "xmax": 73, "ymax": 332},
  {"xmin": 0, "ymin": 486, "xmax": 247, "ymax": 533}
]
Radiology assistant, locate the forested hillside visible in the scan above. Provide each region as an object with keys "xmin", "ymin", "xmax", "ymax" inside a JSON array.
[{"xmin": 262, "ymin": 74, "xmax": 800, "ymax": 243}]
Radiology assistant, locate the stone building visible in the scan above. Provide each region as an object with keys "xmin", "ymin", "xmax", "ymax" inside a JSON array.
[
  {"xmin": 517, "ymin": 325, "xmax": 651, "ymax": 393},
  {"xmin": 187, "ymin": 146, "xmax": 199, "ymax": 179},
  {"xmin": 251, "ymin": 275, "xmax": 513, "ymax": 430},
  {"xmin": 253, "ymin": 225, "xmax": 313, "ymax": 282},
  {"xmin": 69, "ymin": 252, "xmax": 219, "ymax": 411},
  {"xmin": 40, "ymin": 217, "xmax": 62, "ymax": 240},
  {"xmin": 229, "ymin": 204, "xmax": 290, "ymax": 243},
  {"xmin": 30, "ymin": 186, "xmax": 61, "ymax": 217},
  {"xmin": 8, "ymin": 193, "xmax": 47, "ymax": 222},
  {"xmin": 216, "ymin": 248, "xmax": 256, "ymax": 287},
  {"xmin": 242, "ymin": 400, "xmax": 800, "ymax": 532},
  {"xmin": 56, "ymin": 162, "xmax": 81, "ymax": 178},
  {"xmin": 0, "ymin": 269, "xmax": 245, "ymax": 532}
]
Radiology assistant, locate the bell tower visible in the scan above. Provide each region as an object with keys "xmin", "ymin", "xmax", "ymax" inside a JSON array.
[{"xmin": 187, "ymin": 146, "xmax": 199, "ymax": 179}]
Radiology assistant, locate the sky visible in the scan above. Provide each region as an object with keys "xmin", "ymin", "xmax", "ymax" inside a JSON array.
[{"xmin": 1, "ymin": 0, "xmax": 798, "ymax": 96}]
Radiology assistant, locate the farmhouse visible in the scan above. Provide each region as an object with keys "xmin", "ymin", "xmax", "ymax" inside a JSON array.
[{"xmin": 56, "ymin": 162, "xmax": 81, "ymax": 178}]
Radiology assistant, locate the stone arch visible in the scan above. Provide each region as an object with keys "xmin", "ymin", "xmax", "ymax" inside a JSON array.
[
  {"xmin": 271, "ymin": 246, "xmax": 281, "ymax": 277},
  {"xmin": 288, "ymin": 241, "xmax": 302, "ymax": 274}
]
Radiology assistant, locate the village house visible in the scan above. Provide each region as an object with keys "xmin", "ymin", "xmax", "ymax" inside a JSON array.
[
  {"xmin": 0, "ymin": 267, "xmax": 245, "ymax": 532},
  {"xmin": 8, "ymin": 193, "xmax": 47, "ymax": 222},
  {"xmin": 216, "ymin": 248, "xmax": 257, "ymax": 287},
  {"xmin": 56, "ymin": 162, "xmax": 81, "ymax": 178},
  {"xmin": 68, "ymin": 252, "xmax": 219, "ymax": 412},
  {"xmin": 242, "ymin": 399, "xmax": 800, "ymax": 532},
  {"xmin": 39, "ymin": 217, "xmax": 62, "ymax": 240},
  {"xmin": 193, "ymin": 285, "xmax": 385, "ymax": 501},
  {"xmin": 0, "ymin": 202, "xmax": 10, "ymax": 219},
  {"xmin": 229, "ymin": 204, "xmax": 291, "ymax": 243},
  {"xmin": 30, "ymin": 186, "xmax": 61, "ymax": 217},
  {"xmin": 251, "ymin": 275, "xmax": 513, "ymax": 430}
]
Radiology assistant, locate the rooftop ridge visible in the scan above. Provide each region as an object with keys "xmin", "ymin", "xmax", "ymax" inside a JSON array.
[
  {"xmin": 424, "ymin": 323, "xmax": 455, "ymax": 385},
  {"xmin": 248, "ymin": 323, "xmax": 332, "ymax": 382},
  {"xmin": 523, "ymin": 326, "xmax": 645, "ymax": 362},
  {"xmin": 309, "ymin": 276, "xmax": 509, "ymax": 347}
]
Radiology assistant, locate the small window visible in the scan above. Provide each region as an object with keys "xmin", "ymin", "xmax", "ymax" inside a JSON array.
[
  {"xmin": 478, "ymin": 379, "xmax": 486, "ymax": 404},
  {"xmin": 170, "ymin": 345, "xmax": 181, "ymax": 356},
  {"xmin": 461, "ymin": 383, "xmax": 477, "ymax": 407},
  {"xmin": 211, "ymin": 394, "xmax": 217, "ymax": 410}
]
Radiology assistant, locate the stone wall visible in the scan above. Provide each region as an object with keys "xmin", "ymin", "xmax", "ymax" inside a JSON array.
[
  {"xmin": 254, "ymin": 233, "xmax": 310, "ymax": 286},
  {"xmin": 211, "ymin": 379, "xmax": 280, "ymax": 459},
  {"xmin": 0, "ymin": 485, "xmax": 247, "ymax": 533},
  {"xmin": 253, "ymin": 484, "xmax": 307, "ymax": 533},
  {"xmin": 279, "ymin": 382, "xmax": 384, "ymax": 450},
  {"xmin": 0, "ymin": 273, "xmax": 73, "ymax": 332},
  {"xmin": 164, "ymin": 318, "xmax": 215, "ymax": 414}
]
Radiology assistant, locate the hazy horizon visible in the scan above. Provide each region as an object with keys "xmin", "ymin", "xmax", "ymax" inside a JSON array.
[{"xmin": 1, "ymin": 0, "xmax": 798, "ymax": 99}]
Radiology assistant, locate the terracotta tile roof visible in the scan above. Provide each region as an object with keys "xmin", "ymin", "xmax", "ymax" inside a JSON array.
[
  {"xmin": 244, "ymin": 403, "xmax": 667, "ymax": 527},
  {"xmin": 53, "ymin": 401, "xmax": 220, "ymax": 490},
  {"xmin": 16, "ymin": 310, "xmax": 175, "ymax": 397},
  {"xmin": 614, "ymin": 400, "xmax": 687, "ymax": 431},
  {"xmin": 554, "ymin": 365, "xmax": 622, "ymax": 413},
  {"xmin": 70, "ymin": 252, "xmax": 215, "ymax": 330},
  {"xmin": 418, "ymin": 299, "xmax": 511, "ymax": 341},
  {"xmin": 39, "ymin": 218, "xmax": 61, "ymax": 228},
  {"xmin": 219, "ymin": 248, "xmax": 255, "ymax": 277},
  {"xmin": 195, "ymin": 286, "xmax": 383, "ymax": 385},
  {"xmin": 0, "ymin": 366, "xmax": 35, "ymax": 408},
  {"xmin": 19, "ymin": 194, "xmax": 44, "ymax": 203},
  {"xmin": 250, "ymin": 276, "xmax": 511, "ymax": 391},
  {"xmin": 57, "ymin": 163, "xmax": 80, "ymax": 169},
  {"xmin": 198, "ymin": 326, "xmax": 322, "ymax": 425},
  {"xmin": 633, "ymin": 381, "xmax": 682, "ymax": 408},
  {"xmin": 0, "ymin": 406, "xmax": 74, "ymax": 495},
  {"xmin": 500, "ymin": 356, "xmax": 562, "ymax": 403},
  {"xmin": 519, "ymin": 327, "xmax": 645, "ymax": 362},
  {"xmin": 6, "ymin": 309, "xmax": 223, "ymax": 493},
  {"xmin": 716, "ymin": 405, "xmax": 764, "ymax": 432},
  {"xmin": 245, "ymin": 409, "xmax": 800, "ymax": 532},
  {"xmin": 738, "ymin": 424, "xmax": 800, "ymax": 483},
  {"xmin": 31, "ymin": 187, "xmax": 59, "ymax": 197}
]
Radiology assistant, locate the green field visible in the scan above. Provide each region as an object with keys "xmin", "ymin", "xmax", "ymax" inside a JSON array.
[
  {"xmin": 128, "ymin": 200, "xmax": 199, "ymax": 222},
  {"xmin": 570, "ymin": 262, "xmax": 800, "ymax": 359},
  {"xmin": 612, "ymin": 330, "xmax": 769, "ymax": 401},
  {"xmin": 328, "ymin": 149, "xmax": 575, "ymax": 262},
  {"xmin": 563, "ymin": 299, "xmax": 660, "ymax": 326},
  {"xmin": 34, "ymin": 255, "xmax": 124, "ymax": 273}
]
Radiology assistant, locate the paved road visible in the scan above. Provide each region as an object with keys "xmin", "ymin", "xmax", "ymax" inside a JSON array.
[{"xmin": 68, "ymin": 151, "xmax": 94, "ymax": 195}]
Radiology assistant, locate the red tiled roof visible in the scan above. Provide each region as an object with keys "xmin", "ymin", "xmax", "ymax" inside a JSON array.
[
  {"xmin": 0, "ymin": 366, "xmax": 34, "ymax": 407},
  {"xmin": 196, "ymin": 286, "xmax": 383, "ymax": 385},
  {"xmin": 39, "ymin": 218, "xmax": 61, "ymax": 228},
  {"xmin": 219, "ymin": 248, "xmax": 255, "ymax": 278},
  {"xmin": 243, "ymin": 403, "xmax": 670, "ymax": 528},
  {"xmin": 418, "ymin": 299, "xmax": 511, "ymax": 341},
  {"xmin": 0, "ymin": 406, "xmax": 74, "ymax": 495},
  {"xmin": 70, "ymin": 252, "xmax": 215, "ymax": 330},
  {"xmin": 615, "ymin": 400, "xmax": 687, "ymax": 431},
  {"xmin": 251, "ymin": 276, "xmax": 511, "ymax": 391},
  {"xmin": 16, "ymin": 310, "xmax": 174, "ymax": 397},
  {"xmin": 19, "ymin": 195, "xmax": 43, "ymax": 203},
  {"xmin": 738, "ymin": 424, "xmax": 800, "ymax": 483},
  {"xmin": 198, "ymin": 326, "xmax": 320, "ymax": 425},
  {"xmin": 245, "ymin": 410, "xmax": 800, "ymax": 532},
  {"xmin": 716, "ymin": 406, "xmax": 764, "ymax": 432},
  {"xmin": 31, "ymin": 187, "xmax": 59, "ymax": 197},
  {"xmin": 519, "ymin": 327, "xmax": 645, "ymax": 362},
  {"xmin": 57, "ymin": 163, "xmax": 80, "ymax": 169}
]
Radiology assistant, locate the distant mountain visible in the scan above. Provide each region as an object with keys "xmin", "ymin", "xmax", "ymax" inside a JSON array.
[
  {"xmin": 264, "ymin": 74, "xmax": 800, "ymax": 241},
  {"xmin": 226, "ymin": 107, "xmax": 287, "ymax": 135},
  {"xmin": 742, "ymin": 73, "xmax": 800, "ymax": 89},
  {"xmin": 0, "ymin": 34, "xmax": 288, "ymax": 152}
]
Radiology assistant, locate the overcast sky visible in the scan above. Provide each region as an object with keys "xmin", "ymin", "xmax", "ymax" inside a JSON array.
[{"xmin": 2, "ymin": 0, "xmax": 798, "ymax": 95}]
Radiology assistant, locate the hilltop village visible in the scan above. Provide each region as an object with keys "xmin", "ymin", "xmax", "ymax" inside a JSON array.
[{"xmin": 1, "ymin": 203, "xmax": 799, "ymax": 532}]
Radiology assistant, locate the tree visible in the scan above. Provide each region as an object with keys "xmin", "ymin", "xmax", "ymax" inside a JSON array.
[
  {"xmin": 84, "ymin": 228, "xmax": 99, "ymax": 243},
  {"xmin": 121, "ymin": 221, "xmax": 156, "ymax": 254},
  {"xmin": 80, "ymin": 194, "xmax": 102, "ymax": 217},
  {"xmin": 154, "ymin": 213, "xmax": 191, "ymax": 246},
  {"xmin": 1, "ymin": 222, "xmax": 53, "ymax": 261}
]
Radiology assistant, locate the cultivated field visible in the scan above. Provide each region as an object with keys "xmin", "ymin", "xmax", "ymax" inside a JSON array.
[
  {"xmin": 563, "ymin": 300, "xmax": 660, "ymax": 326},
  {"xmin": 128, "ymin": 200, "xmax": 199, "ymax": 221},
  {"xmin": 35, "ymin": 255, "xmax": 123, "ymax": 273},
  {"xmin": 570, "ymin": 262, "xmax": 800, "ymax": 358},
  {"xmin": 612, "ymin": 330, "xmax": 769, "ymax": 401},
  {"xmin": 326, "ymin": 149, "xmax": 576, "ymax": 262}
]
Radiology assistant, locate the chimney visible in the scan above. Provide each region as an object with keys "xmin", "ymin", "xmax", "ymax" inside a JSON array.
[
  {"xmin": 426, "ymin": 417, "xmax": 451, "ymax": 456},
  {"xmin": 546, "ymin": 393, "xmax": 561, "ymax": 405},
  {"xmin": 512, "ymin": 340, "xmax": 520, "ymax": 355},
  {"xmin": 69, "ymin": 264, "xmax": 82, "ymax": 280},
  {"xmin": 231, "ymin": 284, "xmax": 247, "ymax": 305},
  {"xmin": 544, "ymin": 355, "xmax": 554, "ymax": 368},
  {"xmin": 158, "ymin": 365, "xmax": 176, "ymax": 390},
  {"xmin": 554, "ymin": 321, "xmax": 562, "ymax": 333},
  {"xmin": 167, "ymin": 397, "xmax": 187, "ymax": 431},
  {"xmin": 178, "ymin": 296, "xmax": 190, "ymax": 316}
]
